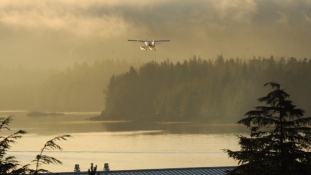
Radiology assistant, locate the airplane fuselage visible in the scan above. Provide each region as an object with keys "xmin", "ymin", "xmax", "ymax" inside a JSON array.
[
  {"xmin": 144, "ymin": 41, "xmax": 156, "ymax": 50},
  {"xmin": 128, "ymin": 39, "xmax": 170, "ymax": 51}
]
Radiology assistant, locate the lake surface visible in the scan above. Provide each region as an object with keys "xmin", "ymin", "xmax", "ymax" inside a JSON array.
[{"xmin": 1, "ymin": 110, "xmax": 246, "ymax": 173}]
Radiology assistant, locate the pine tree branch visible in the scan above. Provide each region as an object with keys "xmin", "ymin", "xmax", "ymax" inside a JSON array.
[{"xmin": 33, "ymin": 134, "xmax": 72, "ymax": 174}]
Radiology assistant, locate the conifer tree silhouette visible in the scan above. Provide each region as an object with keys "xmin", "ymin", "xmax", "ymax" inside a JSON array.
[
  {"xmin": 225, "ymin": 82, "xmax": 311, "ymax": 175},
  {"xmin": 0, "ymin": 116, "xmax": 71, "ymax": 174}
]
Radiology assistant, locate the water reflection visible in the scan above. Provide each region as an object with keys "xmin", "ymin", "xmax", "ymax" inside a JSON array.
[
  {"xmin": 101, "ymin": 122, "xmax": 247, "ymax": 135},
  {"xmin": 1, "ymin": 111, "xmax": 247, "ymax": 135},
  {"xmin": 2, "ymin": 111, "xmax": 244, "ymax": 172}
]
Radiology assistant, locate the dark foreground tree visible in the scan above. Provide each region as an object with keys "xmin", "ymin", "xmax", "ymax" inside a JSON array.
[
  {"xmin": 0, "ymin": 117, "xmax": 30, "ymax": 174},
  {"xmin": 0, "ymin": 116, "xmax": 71, "ymax": 174},
  {"xmin": 225, "ymin": 81, "xmax": 311, "ymax": 175}
]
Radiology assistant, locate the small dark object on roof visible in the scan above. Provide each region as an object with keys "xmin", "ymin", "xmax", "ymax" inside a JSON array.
[{"xmin": 49, "ymin": 166, "xmax": 235, "ymax": 175}]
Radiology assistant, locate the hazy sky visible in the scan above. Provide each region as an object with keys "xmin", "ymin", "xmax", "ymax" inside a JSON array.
[{"xmin": 1, "ymin": 0, "xmax": 311, "ymax": 68}]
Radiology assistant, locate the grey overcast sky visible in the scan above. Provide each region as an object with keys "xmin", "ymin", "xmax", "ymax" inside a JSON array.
[{"xmin": 1, "ymin": 0, "xmax": 311, "ymax": 68}]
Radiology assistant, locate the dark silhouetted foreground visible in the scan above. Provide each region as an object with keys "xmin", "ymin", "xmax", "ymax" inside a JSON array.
[
  {"xmin": 0, "ymin": 116, "xmax": 71, "ymax": 174},
  {"xmin": 225, "ymin": 82, "xmax": 311, "ymax": 175}
]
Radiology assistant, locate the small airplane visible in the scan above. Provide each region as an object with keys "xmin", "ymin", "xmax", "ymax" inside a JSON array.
[{"xmin": 128, "ymin": 39, "xmax": 170, "ymax": 50}]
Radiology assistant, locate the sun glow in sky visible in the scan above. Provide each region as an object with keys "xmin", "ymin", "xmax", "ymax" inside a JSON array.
[{"xmin": 1, "ymin": 0, "xmax": 311, "ymax": 67}]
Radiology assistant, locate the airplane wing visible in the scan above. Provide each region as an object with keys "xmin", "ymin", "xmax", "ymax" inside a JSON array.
[
  {"xmin": 155, "ymin": 40, "xmax": 170, "ymax": 43},
  {"xmin": 128, "ymin": 39, "xmax": 146, "ymax": 42}
]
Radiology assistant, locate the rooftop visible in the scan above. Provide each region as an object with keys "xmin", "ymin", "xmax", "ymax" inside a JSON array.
[{"xmin": 52, "ymin": 166, "xmax": 235, "ymax": 175}]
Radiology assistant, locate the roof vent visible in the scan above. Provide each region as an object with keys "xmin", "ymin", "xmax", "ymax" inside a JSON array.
[
  {"xmin": 104, "ymin": 163, "xmax": 110, "ymax": 171},
  {"xmin": 74, "ymin": 164, "xmax": 80, "ymax": 172}
]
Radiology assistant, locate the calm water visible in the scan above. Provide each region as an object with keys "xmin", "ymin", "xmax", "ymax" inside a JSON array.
[{"xmin": 1, "ymin": 111, "xmax": 246, "ymax": 172}]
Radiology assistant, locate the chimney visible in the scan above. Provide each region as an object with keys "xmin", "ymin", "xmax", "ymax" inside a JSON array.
[{"xmin": 104, "ymin": 163, "xmax": 110, "ymax": 171}]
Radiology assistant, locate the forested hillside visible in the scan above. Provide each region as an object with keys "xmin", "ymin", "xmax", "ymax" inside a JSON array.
[
  {"xmin": 0, "ymin": 59, "xmax": 137, "ymax": 111},
  {"xmin": 96, "ymin": 56, "xmax": 311, "ymax": 123},
  {"xmin": 34, "ymin": 60, "xmax": 136, "ymax": 111},
  {"xmin": 0, "ymin": 66, "xmax": 52, "ymax": 110}
]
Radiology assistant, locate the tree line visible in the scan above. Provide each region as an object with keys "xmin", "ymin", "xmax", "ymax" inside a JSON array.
[
  {"xmin": 96, "ymin": 56, "xmax": 311, "ymax": 123},
  {"xmin": 0, "ymin": 59, "xmax": 137, "ymax": 111},
  {"xmin": 34, "ymin": 59, "xmax": 136, "ymax": 112},
  {"xmin": 0, "ymin": 66, "xmax": 51, "ymax": 110}
]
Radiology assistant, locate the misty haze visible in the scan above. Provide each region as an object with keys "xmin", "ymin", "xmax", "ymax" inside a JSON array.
[{"xmin": 1, "ymin": 0, "xmax": 311, "ymax": 174}]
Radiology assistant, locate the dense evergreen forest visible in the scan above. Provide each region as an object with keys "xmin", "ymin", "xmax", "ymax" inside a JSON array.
[
  {"xmin": 2, "ymin": 56, "xmax": 311, "ymax": 118},
  {"xmin": 34, "ymin": 60, "xmax": 137, "ymax": 111},
  {"xmin": 0, "ymin": 60, "xmax": 136, "ymax": 111},
  {"xmin": 95, "ymin": 56, "xmax": 311, "ymax": 123},
  {"xmin": 0, "ymin": 66, "xmax": 51, "ymax": 110}
]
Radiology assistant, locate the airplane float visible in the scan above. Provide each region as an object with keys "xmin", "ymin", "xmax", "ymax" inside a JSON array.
[{"xmin": 128, "ymin": 39, "xmax": 170, "ymax": 50}]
